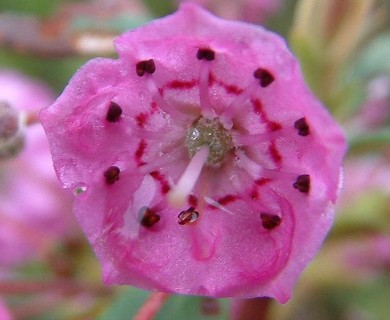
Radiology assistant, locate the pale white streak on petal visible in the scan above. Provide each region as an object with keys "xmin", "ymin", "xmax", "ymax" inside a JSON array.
[
  {"xmin": 120, "ymin": 174, "xmax": 156, "ymax": 239},
  {"xmin": 236, "ymin": 149, "xmax": 262, "ymax": 178},
  {"xmin": 203, "ymin": 196, "xmax": 236, "ymax": 215}
]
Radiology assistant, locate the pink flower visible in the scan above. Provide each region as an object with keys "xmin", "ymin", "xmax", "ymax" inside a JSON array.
[
  {"xmin": 0, "ymin": 299, "xmax": 12, "ymax": 320},
  {"xmin": 343, "ymin": 235, "xmax": 390, "ymax": 279},
  {"xmin": 353, "ymin": 76, "xmax": 390, "ymax": 131},
  {"xmin": 41, "ymin": 4, "xmax": 346, "ymax": 302},
  {"xmin": 179, "ymin": 0, "xmax": 282, "ymax": 23},
  {"xmin": 0, "ymin": 70, "xmax": 74, "ymax": 267},
  {"xmin": 340, "ymin": 157, "xmax": 390, "ymax": 205}
]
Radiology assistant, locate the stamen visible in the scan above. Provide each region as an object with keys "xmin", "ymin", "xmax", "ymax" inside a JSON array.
[
  {"xmin": 178, "ymin": 207, "xmax": 199, "ymax": 225},
  {"xmin": 260, "ymin": 213, "xmax": 281, "ymax": 230},
  {"xmin": 198, "ymin": 63, "xmax": 215, "ymax": 117},
  {"xmin": 197, "ymin": 48, "xmax": 215, "ymax": 61},
  {"xmin": 168, "ymin": 146, "xmax": 209, "ymax": 207},
  {"xmin": 106, "ymin": 102, "xmax": 122, "ymax": 122},
  {"xmin": 236, "ymin": 150, "xmax": 262, "ymax": 178},
  {"xmin": 233, "ymin": 132, "xmax": 273, "ymax": 146},
  {"xmin": 253, "ymin": 68, "xmax": 275, "ymax": 87},
  {"xmin": 293, "ymin": 174, "xmax": 311, "ymax": 193},
  {"xmin": 204, "ymin": 197, "xmax": 235, "ymax": 215},
  {"xmin": 146, "ymin": 78, "xmax": 188, "ymax": 120},
  {"xmin": 220, "ymin": 82, "xmax": 258, "ymax": 121},
  {"xmin": 294, "ymin": 117, "xmax": 310, "ymax": 136},
  {"xmin": 139, "ymin": 207, "xmax": 160, "ymax": 227},
  {"xmin": 140, "ymin": 144, "xmax": 185, "ymax": 175},
  {"xmin": 136, "ymin": 59, "xmax": 156, "ymax": 77},
  {"xmin": 104, "ymin": 166, "xmax": 120, "ymax": 185}
]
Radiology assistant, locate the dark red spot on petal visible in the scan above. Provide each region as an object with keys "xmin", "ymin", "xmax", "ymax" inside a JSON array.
[
  {"xmin": 250, "ymin": 188, "xmax": 259, "ymax": 200},
  {"xmin": 252, "ymin": 98, "xmax": 264, "ymax": 114},
  {"xmin": 254, "ymin": 68, "xmax": 275, "ymax": 87},
  {"xmin": 269, "ymin": 142, "xmax": 282, "ymax": 164},
  {"xmin": 178, "ymin": 207, "xmax": 199, "ymax": 225},
  {"xmin": 136, "ymin": 59, "xmax": 155, "ymax": 77},
  {"xmin": 150, "ymin": 171, "xmax": 170, "ymax": 193},
  {"xmin": 208, "ymin": 72, "xmax": 215, "ymax": 85},
  {"xmin": 294, "ymin": 117, "xmax": 310, "ymax": 136},
  {"xmin": 135, "ymin": 139, "xmax": 147, "ymax": 166},
  {"xmin": 135, "ymin": 113, "xmax": 148, "ymax": 128},
  {"xmin": 151, "ymin": 101, "xmax": 158, "ymax": 113},
  {"xmin": 255, "ymin": 178, "xmax": 271, "ymax": 186},
  {"xmin": 224, "ymin": 84, "xmax": 244, "ymax": 95},
  {"xmin": 139, "ymin": 207, "xmax": 160, "ymax": 228},
  {"xmin": 197, "ymin": 48, "xmax": 215, "ymax": 61},
  {"xmin": 104, "ymin": 166, "xmax": 120, "ymax": 185},
  {"xmin": 106, "ymin": 102, "xmax": 122, "ymax": 122},
  {"xmin": 268, "ymin": 121, "xmax": 282, "ymax": 131},
  {"xmin": 166, "ymin": 79, "xmax": 198, "ymax": 90},
  {"xmin": 260, "ymin": 213, "xmax": 281, "ymax": 230},
  {"xmin": 188, "ymin": 194, "xmax": 198, "ymax": 208},
  {"xmin": 217, "ymin": 194, "xmax": 237, "ymax": 206},
  {"xmin": 293, "ymin": 174, "xmax": 311, "ymax": 193}
]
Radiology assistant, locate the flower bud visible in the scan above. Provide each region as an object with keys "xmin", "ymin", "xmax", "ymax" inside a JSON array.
[{"xmin": 0, "ymin": 101, "xmax": 25, "ymax": 159}]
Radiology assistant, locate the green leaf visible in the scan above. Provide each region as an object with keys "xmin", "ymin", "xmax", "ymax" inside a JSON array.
[
  {"xmin": 142, "ymin": 0, "xmax": 175, "ymax": 16},
  {"xmin": 156, "ymin": 296, "xmax": 230, "ymax": 320},
  {"xmin": 97, "ymin": 287, "xmax": 150, "ymax": 320},
  {"xmin": 0, "ymin": 0, "xmax": 61, "ymax": 16},
  {"xmin": 348, "ymin": 128, "xmax": 390, "ymax": 155}
]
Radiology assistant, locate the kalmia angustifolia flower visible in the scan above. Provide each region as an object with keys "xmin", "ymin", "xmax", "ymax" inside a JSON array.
[
  {"xmin": 40, "ymin": 4, "xmax": 346, "ymax": 302},
  {"xmin": 0, "ymin": 70, "xmax": 74, "ymax": 267}
]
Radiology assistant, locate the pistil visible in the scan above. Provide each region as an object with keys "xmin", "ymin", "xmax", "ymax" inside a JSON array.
[{"xmin": 168, "ymin": 146, "xmax": 209, "ymax": 208}]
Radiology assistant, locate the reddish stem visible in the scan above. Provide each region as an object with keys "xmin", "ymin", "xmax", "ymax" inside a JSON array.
[
  {"xmin": 231, "ymin": 297, "xmax": 273, "ymax": 320},
  {"xmin": 134, "ymin": 292, "xmax": 170, "ymax": 320}
]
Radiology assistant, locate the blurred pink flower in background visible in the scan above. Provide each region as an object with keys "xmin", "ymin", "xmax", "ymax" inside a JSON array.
[
  {"xmin": 359, "ymin": 76, "xmax": 390, "ymax": 130},
  {"xmin": 0, "ymin": 70, "xmax": 75, "ymax": 267},
  {"xmin": 343, "ymin": 235, "xmax": 390, "ymax": 279},
  {"xmin": 180, "ymin": 0, "xmax": 282, "ymax": 23},
  {"xmin": 341, "ymin": 156, "xmax": 390, "ymax": 204},
  {"xmin": 347, "ymin": 76, "xmax": 390, "ymax": 132},
  {"xmin": 0, "ymin": 298, "xmax": 12, "ymax": 320},
  {"xmin": 41, "ymin": 3, "xmax": 346, "ymax": 302}
]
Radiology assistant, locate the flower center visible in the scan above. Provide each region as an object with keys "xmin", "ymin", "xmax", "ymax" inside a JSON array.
[{"xmin": 185, "ymin": 117, "xmax": 234, "ymax": 167}]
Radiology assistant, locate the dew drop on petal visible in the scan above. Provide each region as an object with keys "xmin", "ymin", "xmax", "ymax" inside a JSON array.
[{"xmin": 73, "ymin": 184, "xmax": 88, "ymax": 196}]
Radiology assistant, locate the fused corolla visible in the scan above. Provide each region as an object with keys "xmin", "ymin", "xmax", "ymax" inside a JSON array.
[{"xmin": 40, "ymin": 4, "xmax": 346, "ymax": 302}]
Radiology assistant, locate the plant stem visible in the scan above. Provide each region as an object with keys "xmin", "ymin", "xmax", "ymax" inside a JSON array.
[
  {"xmin": 231, "ymin": 297, "xmax": 273, "ymax": 320},
  {"xmin": 134, "ymin": 292, "xmax": 170, "ymax": 320}
]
